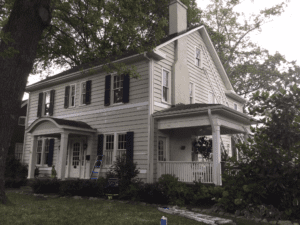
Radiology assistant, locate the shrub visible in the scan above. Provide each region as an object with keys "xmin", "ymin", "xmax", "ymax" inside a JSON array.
[
  {"xmin": 106, "ymin": 154, "xmax": 140, "ymax": 195},
  {"xmin": 138, "ymin": 182, "xmax": 168, "ymax": 205},
  {"xmin": 156, "ymin": 174, "xmax": 189, "ymax": 206},
  {"xmin": 5, "ymin": 154, "xmax": 28, "ymax": 188},
  {"xmin": 30, "ymin": 178, "xmax": 60, "ymax": 194},
  {"xmin": 5, "ymin": 178, "xmax": 27, "ymax": 188},
  {"xmin": 59, "ymin": 179, "xmax": 105, "ymax": 197}
]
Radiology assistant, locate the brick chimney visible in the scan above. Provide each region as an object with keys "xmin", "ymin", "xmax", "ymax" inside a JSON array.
[{"xmin": 169, "ymin": 0, "xmax": 188, "ymax": 35}]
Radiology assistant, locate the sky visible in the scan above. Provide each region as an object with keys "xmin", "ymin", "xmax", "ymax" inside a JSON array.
[{"xmin": 24, "ymin": 0, "xmax": 299, "ymax": 99}]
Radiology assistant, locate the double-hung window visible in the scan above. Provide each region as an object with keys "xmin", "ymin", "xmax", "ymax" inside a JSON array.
[
  {"xmin": 44, "ymin": 91, "xmax": 51, "ymax": 116},
  {"xmin": 37, "ymin": 90, "xmax": 55, "ymax": 117},
  {"xmin": 162, "ymin": 69, "xmax": 170, "ymax": 103},
  {"xmin": 113, "ymin": 74, "xmax": 124, "ymax": 103},
  {"xmin": 36, "ymin": 138, "xmax": 54, "ymax": 167},
  {"xmin": 80, "ymin": 80, "xmax": 92, "ymax": 105},
  {"xmin": 64, "ymin": 84, "xmax": 76, "ymax": 108},
  {"xmin": 189, "ymin": 83, "xmax": 194, "ymax": 104},
  {"xmin": 195, "ymin": 47, "xmax": 201, "ymax": 67},
  {"xmin": 104, "ymin": 133, "xmax": 127, "ymax": 166},
  {"xmin": 234, "ymin": 103, "xmax": 238, "ymax": 111}
]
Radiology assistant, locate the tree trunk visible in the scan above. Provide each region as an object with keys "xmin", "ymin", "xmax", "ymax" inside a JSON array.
[{"xmin": 0, "ymin": 0, "xmax": 51, "ymax": 204}]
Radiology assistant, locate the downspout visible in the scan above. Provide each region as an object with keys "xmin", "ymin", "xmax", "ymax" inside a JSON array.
[{"xmin": 144, "ymin": 53, "xmax": 154, "ymax": 183}]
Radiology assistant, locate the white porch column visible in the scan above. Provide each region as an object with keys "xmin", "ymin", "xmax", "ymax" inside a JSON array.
[
  {"xmin": 57, "ymin": 132, "xmax": 69, "ymax": 180},
  {"xmin": 212, "ymin": 125, "xmax": 221, "ymax": 186},
  {"xmin": 28, "ymin": 135, "xmax": 38, "ymax": 179}
]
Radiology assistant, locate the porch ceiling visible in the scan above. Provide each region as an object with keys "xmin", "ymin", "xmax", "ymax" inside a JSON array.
[{"xmin": 153, "ymin": 104, "xmax": 255, "ymax": 134}]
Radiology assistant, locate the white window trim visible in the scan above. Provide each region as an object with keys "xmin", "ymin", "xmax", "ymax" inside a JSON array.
[
  {"xmin": 233, "ymin": 102, "xmax": 238, "ymax": 111},
  {"xmin": 161, "ymin": 68, "xmax": 171, "ymax": 104},
  {"xmin": 69, "ymin": 84, "xmax": 76, "ymax": 108},
  {"xmin": 36, "ymin": 137, "xmax": 50, "ymax": 167},
  {"xmin": 189, "ymin": 82, "xmax": 195, "ymax": 104},
  {"xmin": 195, "ymin": 46, "xmax": 202, "ymax": 68},
  {"xmin": 80, "ymin": 81, "xmax": 87, "ymax": 106},
  {"xmin": 103, "ymin": 132, "xmax": 128, "ymax": 167},
  {"xmin": 18, "ymin": 116, "xmax": 26, "ymax": 126},
  {"xmin": 111, "ymin": 73, "xmax": 125, "ymax": 106},
  {"xmin": 42, "ymin": 90, "xmax": 51, "ymax": 116},
  {"xmin": 208, "ymin": 92, "xmax": 216, "ymax": 104}
]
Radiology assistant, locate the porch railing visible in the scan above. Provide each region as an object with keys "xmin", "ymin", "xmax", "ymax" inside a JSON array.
[{"xmin": 157, "ymin": 161, "xmax": 213, "ymax": 183}]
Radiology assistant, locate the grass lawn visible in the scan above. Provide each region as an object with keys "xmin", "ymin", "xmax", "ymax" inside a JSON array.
[{"xmin": 0, "ymin": 193, "xmax": 211, "ymax": 225}]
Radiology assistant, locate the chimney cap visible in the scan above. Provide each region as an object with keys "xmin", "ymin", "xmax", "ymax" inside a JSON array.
[{"xmin": 169, "ymin": 0, "xmax": 188, "ymax": 10}]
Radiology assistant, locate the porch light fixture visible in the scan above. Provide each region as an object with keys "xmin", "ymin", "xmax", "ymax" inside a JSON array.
[{"xmin": 83, "ymin": 143, "xmax": 88, "ymax": 150}]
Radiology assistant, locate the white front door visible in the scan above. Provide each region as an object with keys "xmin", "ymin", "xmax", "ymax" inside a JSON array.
[{"xmin": 70, "ymin": 141, "xmax": 82, "ymax": 178}]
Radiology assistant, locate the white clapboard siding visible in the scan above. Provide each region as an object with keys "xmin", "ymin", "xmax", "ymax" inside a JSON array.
[{"xmin": 24, "ymin": 59, "xmax": 150, "ymax": 182}]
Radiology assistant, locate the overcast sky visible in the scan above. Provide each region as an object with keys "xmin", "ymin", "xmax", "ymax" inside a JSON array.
[
  {"xmin": 24, "ymin": 0, "xmax": 298, "ymax": 99},
  {"xmin": 197, "ymin": 0, "xmax": 299, "ymax": 63}
]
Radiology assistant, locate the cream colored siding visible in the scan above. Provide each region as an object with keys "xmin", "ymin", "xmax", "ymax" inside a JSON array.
[
  {"xmin": 153, "ymin": 42, "xmax": 174, "ymax": 112},
  {"xmin": 24, "ymin": 59, "xmax": 150, "ymax": 182},
  {"xmin": 187, "ymin": 31, "xmax": 228, "ymax": 105}
]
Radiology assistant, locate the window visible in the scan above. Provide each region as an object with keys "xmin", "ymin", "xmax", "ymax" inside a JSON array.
[
  {"xmin": 117, "ymin": 133, "xmax": 127, "ymax": 161},
  {"xmin": 113, "ymin": 74, "xmax": 124, "ymax": 103},
  {"xmin": 81, "ymin": 82, "xmax": 86, "ymax": 104},
  {"xmin": 234, "ymin": 103, "xmax": 238, "ymax": 111},
  {"xmin": 37, "ymin": 90, "xmax": 55, "ymax": 117},
  {"xmin": 36, "ymin": 138, "xmax": 54, "ymax": 166},
  {"xmin": 208, "ymin": 92, "xmax": 216, "ymax": 104},
  {"xmin": 104, "ymin": 134, "xmax": 114, "ymax": 165},
  {"xmin": 104, "ymin": 133, "xmax": 127, "ymax": 166},
  {"xmin": 162, "ymin": 69, "xmax": 170, "ymax": 102},
  {"xmin": 36, "ymin": 140, "xmax": 43, "ymax": 165},
  {"xmin": 80, "ymin": 80, "xmax": 92, "ymax": 105},
  {"xmin": 18, "ymin": 116, "xmax": 26, "ymax": 126},
  {"xmin": 104, "ymin": 74, "xmax": 129, "ymax": 106},
  {"xmin": 195, "ymin": 47, "xmax": 201, "ymax": 67},
  {"xmin": 15, "ymin": 143, "xmax": 23, "ymax": 161},
  {"xmin": 64, "ymin": 85, "xmax": 76, "ymax": 108},
  {"xmin": 189, "ymin": 83, "xmax": 194, "ymax": 104},
  {"xmin": 44, "ymin": 91, "xmax": 51, "ymax": 116}
]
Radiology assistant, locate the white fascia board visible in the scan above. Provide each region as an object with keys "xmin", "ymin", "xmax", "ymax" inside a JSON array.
[
  {"xmin": 199, "ymin": 27, "xmax": 234, "ymax": 91},
  {"xmin": 146, "ymin": 49, "xmax": 167, "ymax": 60},
  {"xmin": 25, "ymin": 53, "xmax": 144, "ymax": 92},
  {"xmin": 225, "ymin": 90, "xmax": 247, "ymax": 104},
  {"xmin": 156, "ymin": 25, "xmax": 234, "ymax": 92}
]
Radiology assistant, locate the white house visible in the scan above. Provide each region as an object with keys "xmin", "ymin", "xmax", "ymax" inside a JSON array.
[{"xmin": 22, "ymin": 0, "xmax": 253, "ymax": 186}]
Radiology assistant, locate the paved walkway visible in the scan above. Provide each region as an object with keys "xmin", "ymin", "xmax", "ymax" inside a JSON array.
[{"xmin": 158, "ymin": 206, "xmax": 234, "ymax": 225}]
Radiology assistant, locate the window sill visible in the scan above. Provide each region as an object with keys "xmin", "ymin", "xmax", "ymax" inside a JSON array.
[
  {"xmin": 112, "ymin": 102, "xmax": 124, "ymax": 106},
  {"xmin": 161, "ymin": 101, "xmax": 171, "ymax": 106}
]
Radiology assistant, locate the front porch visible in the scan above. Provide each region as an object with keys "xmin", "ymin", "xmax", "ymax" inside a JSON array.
[
  {"xmin": 25, "ymin": 118, "xmax": 97, "ymax": 180},
  {"xmin": 153, "ymin": 104, "xmax": 254, "ymax": 186}
]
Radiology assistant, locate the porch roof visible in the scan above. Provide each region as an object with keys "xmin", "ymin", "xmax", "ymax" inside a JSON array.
[
  {"xmin": 153, "ymin": 104, "xmax": 256, "ymax": 134},
  {"xmin": 26, "ymin": 117, "xmax": 97, "ymax": 135}
]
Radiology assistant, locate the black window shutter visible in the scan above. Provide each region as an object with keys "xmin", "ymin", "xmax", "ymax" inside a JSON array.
[
  {"xmin": 64, "ymin": 86, "xmax": 70, "ymax": 108},
  {"xmin": 37, "ymin": 92, "xmax": 43, "ymax": 117},
  {"xmin": 49, "ymin": 90, "xmax": 55, "ymax": 116},
  {"xmin": 122, "ymin": 74, "xmax": 130, "ymax": 103},
  {"xmin": 97, "ymin": 134, "xmax": 104, "ymax": 156},
  {"xmin": 126, "ymin": 132, "xmax": 134, "ymax": 162},
  {"xmin": 86, "ymin": 80, "xmax": 92, "ymax": 105},
  {"xmin": 47, "ymin": 139, "xmax": 55, "ymax": 166},
  {"xmin": 104, "ymin": 75, "xmax": 111, "ymax": 106}
]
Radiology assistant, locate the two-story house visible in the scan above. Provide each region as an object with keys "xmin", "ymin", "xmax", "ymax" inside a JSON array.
[{"xmin": 23, "ymin": 0, "xmax": 253, "ymax": 186}]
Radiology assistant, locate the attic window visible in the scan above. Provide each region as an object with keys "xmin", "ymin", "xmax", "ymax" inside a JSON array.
[{"xmin": 195, "ymin": 47, "xmax": 201, "ymax": 67}]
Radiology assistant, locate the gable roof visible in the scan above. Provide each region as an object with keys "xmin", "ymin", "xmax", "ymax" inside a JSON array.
[{"xmin": 25, "ymin": 25, "xmax": 235, "ymax": 96}]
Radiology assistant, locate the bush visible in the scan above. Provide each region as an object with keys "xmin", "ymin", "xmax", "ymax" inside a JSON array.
[
  {"xmin": 5, "ymin": 178, "xmax": 27, "ymax": 188},
  {"xmin": 138, "ymin": 182, "xmax": 168, "ymax": 205},
  {"xmin": 30, "ymin": 178, "xmax": 60, "ymax": 194},
  {"xmin": 106, "ymin": 154, "xmax": 140, "ymax": 195},
  {"xmin": 156, "ymin": 174, "xmax": 189, "ymax": 206},
  {"xmin": 59, "ymin": 179, "xmax": 106, "ymax": 197},
  {"xmin": 5, "ymin": 154, "xmax": 28, "ymax": 180}
]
